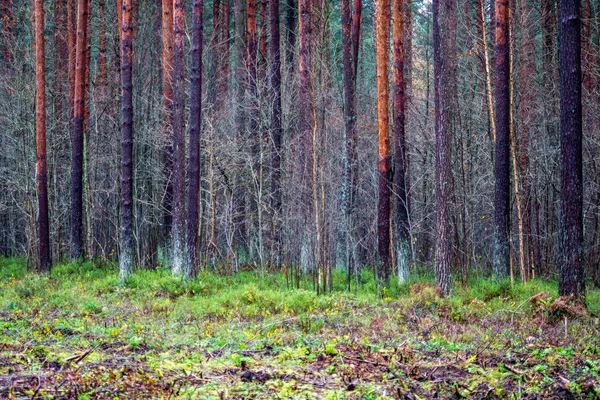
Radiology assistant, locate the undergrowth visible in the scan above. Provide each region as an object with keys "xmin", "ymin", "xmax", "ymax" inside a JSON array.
[{"xmin": 1, "ymin": 257, "xmax": 599, "ymax": 399}]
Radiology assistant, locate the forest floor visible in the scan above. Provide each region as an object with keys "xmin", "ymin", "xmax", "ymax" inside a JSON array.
[{"xmin": 1, "ymin": 259, "xmax": 600, "ymax": 399}]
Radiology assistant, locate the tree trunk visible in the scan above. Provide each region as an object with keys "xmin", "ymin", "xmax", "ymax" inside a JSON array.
[
  {"xmin": 518, "ymin": 0, "xmax": 534, "ymax": 279},
  {"xmin": 171, "ymin": 0, "xmax": 186, "ymax": 275},
  {"xmin": 269, "ymin": 0, "xmax": 282, "ymax": 266},
  {"xmin": 119, "ymin": 0, "xmax": 134, "ymax": 280},
  {"xmin": 35, "ymin": 0, "xmax": 49, "ymax": 272},
  {"xmin": 161, "ymin": 0, "xmax": 174, "ymax": 251},
  {"xmin": 559, "ymin": 0, "xmax": 584, "ymax": 300},
  {"xmin": 375, "ymin": 0, "xmax": 391, "ymax": 287},
  {"xmin": 433, "ymin": 0, "xmax": 455, "ymax": 296},
  {"xmin": 299, "ymin": 0, "xmax": 315, "ymax": 270},
  {"xmin": 186, "ymin": 0, "xmax": 204, "ymax": 278},
  {"xmin": 341, "ymin": 0, "xmax": 357, "ymax": 278},
  {"xmin": 392, "ymin": 0, "xmax": 409, "ymax": 283},
  {"xmin": 493, "ymin": 0, "xmax": 510, "ymax": 277},
  {"xmin": 70, "ymin": 0, "xmax": 89, "ymax": 261},
  {"xmin": 285, "ymin": 0, "xmax": 296, "ymax": 71},
  {"xmin": 234, "ymin": 0, "xmax": 248, "ymax": 261}
]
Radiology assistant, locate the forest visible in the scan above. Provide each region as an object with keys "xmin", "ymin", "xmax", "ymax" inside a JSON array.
[{"xmin": 1, "ymin": 0, "xmax": 600, "ymax": 396}]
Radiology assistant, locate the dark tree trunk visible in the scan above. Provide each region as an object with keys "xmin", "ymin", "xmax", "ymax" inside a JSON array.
[
  {"xmin": 120, "ymin": 0, "xmax": 134, "ymax": 280},
  {"xmin": 392, "ymin": 0, "xmax": 409, "ymax": 283},
  {"xmin": 269, "ymin": 0, "xmax": 282, "ymax": 265},
  {"xmin": 70, "ymin": 0, "xmax": 89, "ymax": 261},
  {"xmin": 559, "ymin": 0, "xmax": 584, "ymax": 300},
  {"xmin": 493, "ymin": 0, "xmax": 510, "ymax": 277},
  {"xmin": 341, "ymin": 0, "xmax": 358, "ymax": 277},
  {"xmin": 161, "ymin": 0, "xmax": 173, "ymax": 251},
  {"xmin": 186, "ymin": 0, "xmax": 204, "ymax": 278},
  {"xmin": 35, "ymin": 0, "xmax": 49, "ymax": 272},
  {"xmin": 375, "ymin": 0, "xmax": 391, "ymax": 287},
  {"xmin": 171, "ymin": 0, "xmax": 186, "ymax": 275},
  {"xmin": 433, "ymin": 0, "xmax": 455, "ymax": 296},
  {"xmin": 285, "ymin": 0, "xmax": 296, "ymax": 70},
  {"xmin": 351, "ymin": 0, "xmax": 362, "ymax": 76}
]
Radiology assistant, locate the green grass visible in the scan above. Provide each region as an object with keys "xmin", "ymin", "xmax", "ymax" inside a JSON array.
[{"xmin": 1, "ymin": 257, "xmax": 600, "ymax": 398}]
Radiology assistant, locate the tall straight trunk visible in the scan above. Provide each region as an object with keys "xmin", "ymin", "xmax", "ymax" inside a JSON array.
[
  {"xmin": 120, "ymin": 0, "xmax": 134, "ymax": 281},
  {"xmin": 171, "ymin": 0, "xmax": 186, "ymax": 275},
  {"xmin": 35, "ymin": 0, "xmax": 49, "ymax": 272},
  {"xmin": 161, "ymin": 0, "xmax": 174, "ymax": 247},
  {"xmin": 234, "ymin": 0, "xmax": 247, "ymax": 258},
  {"xmin": 392, "ymin": 0, "xmax": 409, "ymax": 283},
  {"xmin": 247, "ymin": 0, "xmax": 259, "ymax": 260},
  {"xmin": 285, "ymin": 0, "xmax": 296, "ymax": 70},
  {"xmin": 298, "ymin": 0, "xmax": 314, "ymax": 269},
  {"xmin": 70, "ymin": 0, "xmax": 88, "ymax": 260},
  {"xmin": 53, "ymin": 0, "xmax": 68, "ymax": 261},
  {"xmin": 186, "ymin": 0, "xmax": 204, "ymax": 278},
  {"xmin": 375, "ymin": 0, "xmax": 391, "ymax": 287},
  {"xmin": 433, "ymin": 0, "xmax": 455, "ymax": 296},
  {"xmin": 493, "ymin": 0, "xmax": 510, "ymax": 277},
  {"xmin": 341, "ymin": 0, "xmax": 358, "ymax": 277},
  {"xmin": 269, "ymin": 0, "xmax": 282, "ymax": 265},
  {"xmin": 518, "ymin": 0, "xmax": 534, "ymax": 278},
  {"xmin": 559, "ymin": 0, "xmax": 584, "ymax": 299}
]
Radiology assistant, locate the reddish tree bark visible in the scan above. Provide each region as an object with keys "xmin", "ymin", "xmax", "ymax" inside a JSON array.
[
  {"xmin": 375, "ymin": 0, "xmax": 391, "ymax": 287},
  {"xmin": 35, "ymin": 0, "xmax": 49, "ymax": 272},
  {"xmin": 186, "ymin": 0, "xmax": 204, "ymax": 278},
  {"xmin": 269, "ymin": 0, "xmax": 282, "ymax": 264},
  {"xmin": 171, "ymin": 0, "xmax": 186, "ymax": 274},
  {"xmin": 559, "ymin": 0, "xmax": 584, "ymax": 299},
  {"xmin": 70, "ymin": 0, "xmax": 89, "ymax": 260},
  {"xmin": 493, "ymin": 0, "xmax": 510, "ymax": 277},
  {"xmin": 119, "ymin": 0, "xmax": 134, "ymax": 280}
]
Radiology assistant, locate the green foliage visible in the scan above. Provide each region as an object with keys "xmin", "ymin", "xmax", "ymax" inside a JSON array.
[{"xmin": 1, "ymin": 258, "xmax": 600, "ymax": 398}]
